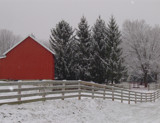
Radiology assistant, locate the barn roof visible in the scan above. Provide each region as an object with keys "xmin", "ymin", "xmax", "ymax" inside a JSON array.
[{"xmin": 2, "ymin": 36, "xmax": 55, "ymax": 56}]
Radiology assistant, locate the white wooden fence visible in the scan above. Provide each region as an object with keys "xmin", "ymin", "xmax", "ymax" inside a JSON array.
[
  {"xmin": 0, "ymin": 80, "xmax": 159, "ymax": 105},
  {"xmin": 112, "ymin": 82, "xmax": 160, "ymax": 91},
  {"xmin": 148, "ymin": 83, "xmax": 160, "ymax": 90}
]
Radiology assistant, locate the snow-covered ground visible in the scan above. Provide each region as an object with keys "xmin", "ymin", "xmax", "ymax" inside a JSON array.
[{"xmin": 0, "ymin": 98, "xmax": 160, "ymax": 123}]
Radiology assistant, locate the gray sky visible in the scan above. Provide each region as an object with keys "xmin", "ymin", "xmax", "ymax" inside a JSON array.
[{"xmin": 0, "ymin": 0, "xmax": 159, "ymax": 41}]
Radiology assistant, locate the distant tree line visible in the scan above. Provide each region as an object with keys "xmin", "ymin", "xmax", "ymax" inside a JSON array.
[
  {"xmin": 50, "ymin": 16, "xmax": 126, "ymax": 84},
  {"xmin": 0, "ymin": 29, "xmax": 21, "ymax": 55}
]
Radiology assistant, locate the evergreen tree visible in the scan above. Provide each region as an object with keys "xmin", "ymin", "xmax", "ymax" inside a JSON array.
[
  {"xmin": 106, "ymin": 16, "xmax": 126, "ymax": 84},
  {"xmin": 91, "ymin": 16, "xmax": 108, "ymax": 83},
  {"xmin": 50, "ymin": 20, "xmax": 75, "ymax": 80},
  {"xmin": 76, "ymin": 16, "xmax": 92, "ymax": 81}
]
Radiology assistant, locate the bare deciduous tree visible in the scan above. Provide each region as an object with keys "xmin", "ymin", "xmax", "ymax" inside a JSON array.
[
  {"xmin": 122, "ymin": 20, "xmax": 160, "ymax": 87},
  {"xmin": 0, "ymin": 29, "xmax": 21, "ymax": 55}
]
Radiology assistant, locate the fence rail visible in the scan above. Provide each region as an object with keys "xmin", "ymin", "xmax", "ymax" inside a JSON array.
[{"xmin": 0, "ymin": 80, "xmax": 159, "ymax": 105}]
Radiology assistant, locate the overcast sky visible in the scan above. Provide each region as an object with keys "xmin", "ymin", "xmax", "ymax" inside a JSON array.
[{"xmin": 0, "ymin": 0, "xmax": 159, "ymax": 41}]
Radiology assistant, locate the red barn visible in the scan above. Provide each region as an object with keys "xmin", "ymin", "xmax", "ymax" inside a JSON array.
[{"xmin": 0, "ymin": 36, "xmax": 55, "ymax": 80}]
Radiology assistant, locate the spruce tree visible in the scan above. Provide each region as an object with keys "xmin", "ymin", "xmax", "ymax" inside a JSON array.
[
  {"xmin": 91, "ymin": 16, "xmax": 108, "ymax": 83},
  {"xmin": 76, "ymin": 16, "xmax": 92, "ymax": 81},
  {"xmin": 50, "ymin": 20, "xmax": 75, "ymax": 80},
  {"xmin": 106, "ymin": 16, "xmax": 126, "ymax": 84}
]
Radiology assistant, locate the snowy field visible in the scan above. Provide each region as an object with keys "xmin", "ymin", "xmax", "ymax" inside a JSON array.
[{"xmin": 0, "ymin": 98, "xmax": 160, "ymax": 123}]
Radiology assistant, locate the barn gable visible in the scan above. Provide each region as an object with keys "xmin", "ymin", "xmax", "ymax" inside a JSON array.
[{"xmin": 2, "ymin": 36, "xmax": 55, "ymax": 57}]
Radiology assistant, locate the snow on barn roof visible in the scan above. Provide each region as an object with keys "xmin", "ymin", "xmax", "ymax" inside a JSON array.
[
  {"xmin": 0, "ymin": 55, "xmax": 6, "ymax": 59},
  {"xmin": 2, "ymin": 35, "xmax": 55, "ymax": 56}
]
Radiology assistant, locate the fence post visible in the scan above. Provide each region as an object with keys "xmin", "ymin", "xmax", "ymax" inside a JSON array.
[
  {"xmin": 78, "ymin": 82, "xmax": 81, "ymax": 100},
  {"xmin": 42, "ymin": 84, "xmax": 46, "ymax": 99},
  {"xmin": 112, "ymin": 87, "xmax": 114, "ymax": 101},
  {"xmin": 18, "ymin": 83, "xmax": 21, "ymax": 101},
  {"xmin": 150, "ymin": 93, "xmax": 152, "ymax": 102},
  {"xmin": 121, "ymin": 89, "xmax": 123, "ymax": 103},
  {"xmin": 62, "ymin": 82, "xmax": 65, "ymax": 100},
  {"xmin": 92, "ymin": 85, "xmax": 94, "ymax": 99},
  {"xmin": 154, "ymin": 92, "xmax": 155, "ymax": 102},
  {"xmin": 156, "ymin": 91, "xmax": 158, "ymax": 99},
  {"xmin": 152, "ymin": 93, "xmax": 153, "ymax": 102},
  {"xmin": 141, "ymin": 93, "xmax": 142, "ymax": 103},
  {"xmin": 135, "ymin": 92, "xmax": 137, "ymax": 104},
  {"xmin": 128, "ymin": 91, "xmax": 130, "ymax": 104},
  {"xmin": 103, "ymin": 86, "xmax": 106, "ymax": 100},
  {"xmin": 145, "ymin": 93, "xmax": 147, "ymax": 102}
]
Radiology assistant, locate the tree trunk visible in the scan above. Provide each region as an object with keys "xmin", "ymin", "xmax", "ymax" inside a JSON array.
[
  {"xmin": 144, "ymin": 72, "xmax": 148, "ymax": 87},
  {"xmin": 111, "ymin": 72, "xmax": 114, "ymax": 85},
  {"xmin": 155, "ymin": 73, "xmax": 158, "ymax": 83}
]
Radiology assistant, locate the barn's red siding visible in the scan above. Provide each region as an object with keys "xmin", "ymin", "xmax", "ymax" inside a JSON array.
[{"xmin": 0, "ymin": 36, "xmax": 54, "ymax": 80}]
